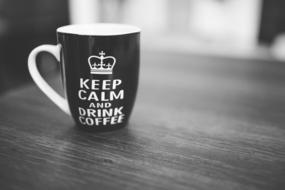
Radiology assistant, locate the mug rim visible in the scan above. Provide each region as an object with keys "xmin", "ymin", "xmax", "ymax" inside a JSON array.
[{"xmin": 57, "ymin": 23, "xmax": 141, "ymax": 36}]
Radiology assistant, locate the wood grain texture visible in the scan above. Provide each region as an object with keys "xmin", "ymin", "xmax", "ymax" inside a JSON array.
[{"xmin": 0, "ymin": 51, "xmax": 285, "ymax": 190}]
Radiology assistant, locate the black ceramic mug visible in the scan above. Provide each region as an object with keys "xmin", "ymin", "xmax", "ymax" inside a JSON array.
[{"xmin": 28, "ymin": 23, "xmax": 140, "ymax": 130}]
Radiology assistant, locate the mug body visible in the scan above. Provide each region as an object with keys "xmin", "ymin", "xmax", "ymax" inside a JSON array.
[{"xmin": 57, "ymin": 24, "xmax": 140, "ymax": 130}]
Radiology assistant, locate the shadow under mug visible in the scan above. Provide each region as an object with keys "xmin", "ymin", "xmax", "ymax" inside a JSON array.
[{"xmin": 28, "ymin": 23, "xmax": 140, "ymax": 131}]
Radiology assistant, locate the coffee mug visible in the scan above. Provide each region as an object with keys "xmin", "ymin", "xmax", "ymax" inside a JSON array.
[{"xmin": 28, "ymin": 23, "xmax": 140, "ymax": 130}]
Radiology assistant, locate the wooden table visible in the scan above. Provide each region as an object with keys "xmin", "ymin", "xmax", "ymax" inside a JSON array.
[{"xmin": 0, "ymin": 51, "xmax": 284, "ymax": 190}]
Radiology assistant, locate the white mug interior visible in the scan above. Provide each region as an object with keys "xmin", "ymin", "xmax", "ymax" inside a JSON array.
[{"xmin": 57, "ymin": 23, "xmax": 141, "ymax": 36}]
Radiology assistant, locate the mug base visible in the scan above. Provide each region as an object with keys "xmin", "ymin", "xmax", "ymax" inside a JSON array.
[{"xmin": 75, "ymin": 123, "xmax": 127, "ymax": 132}]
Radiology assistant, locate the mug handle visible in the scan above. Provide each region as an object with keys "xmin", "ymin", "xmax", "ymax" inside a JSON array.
[{"xmin": 28, "ymin": 44, "xmax": 70, "ymax": 115}]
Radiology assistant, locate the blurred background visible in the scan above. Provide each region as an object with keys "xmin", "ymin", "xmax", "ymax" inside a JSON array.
[{"xmin": 1, "ymin": 0, "xmax": 285, "ymax": 93}]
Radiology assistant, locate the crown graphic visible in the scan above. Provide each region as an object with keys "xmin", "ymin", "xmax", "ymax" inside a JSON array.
[{"xmin": 88, "ymin": 51, "xmax": 116, "ymax": 74}]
